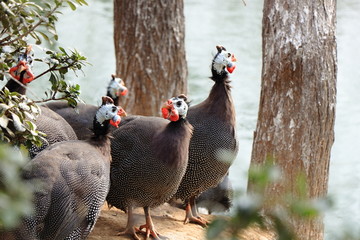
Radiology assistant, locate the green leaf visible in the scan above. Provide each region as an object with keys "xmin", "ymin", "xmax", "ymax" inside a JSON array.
[
  {"xmin": 49, "ymin": 73, "xmax": 57, "ymax": 85},
  {"xmin": 0, "ymin": 103, "xmax": 10, "ymax": 112},
  {"xmin": 48, "ymin": 27, "xmax": 57, "ymax": 36},
  {"xmin": 206, "ymin": 218, "xmax": 228, "ymax": 240},
  {"xmin": 11, "ymin": 112, "xmax": 26, "ymax": 132},
  {"xmin": 66, "ymin": 1, "xmax": 77, "ymax": 11},
  {"xmin": 37, "ymin": 31, "xmax": 50, "ymax": 42},
  {"xmin": 0, "ymin": 115, "xmax": 9, "ymax": 128},
  {"xmin": 24, "ymin": 2, "xmax": 43, "ymax": 11},
  {"xmin": 78, "ymin": 0, "xmax": 89, "ymax": 6},
  {"xmin": 59, "ymin": 68, "xmax": 68, "ymax": 75},
  {"xmin": 67, "ymin": 98, "xmax": 77, "ymax": 108},
  {"xmin": 58, "ymin": 47, "xmax": 67, "ymax": 54},
  {"xmin": 5, "ymin": 127, "xmax": 15, "ymax": 137}
]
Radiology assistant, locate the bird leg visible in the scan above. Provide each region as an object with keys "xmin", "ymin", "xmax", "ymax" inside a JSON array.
[
  {"xmin": 183, "ymin": 196, "xmax": 209, "ymax": 227},
  {"xmin": 137, "ymin": 207, "xmax": 169, "ymax": 240},
  {"xmin": 117, "ymin": 206, "xmax": 141, "ymax": 240}
]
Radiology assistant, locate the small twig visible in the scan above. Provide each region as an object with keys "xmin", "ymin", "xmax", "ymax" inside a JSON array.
[
  {"xmin": 34, "ymin": 63, "xmax": 76, "ymax": 80},
  {"xmin": 242, "ymin": 0, "xmax": 247, "ymax": 6},
  {"xmin": 33, "ymin": 66, "xmax": 57, "ymax": 80},
  {"xmin": 33, "ymin": 96, "xmax": 67, "ymax": 104}
]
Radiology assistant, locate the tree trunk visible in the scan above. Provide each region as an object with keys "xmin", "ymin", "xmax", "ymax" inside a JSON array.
[
  {"xmin": 248, "ymin": 0, "xmax": 337, "ymax": 239},
  {"xmin": 113, "ymin": 0, "xmax": 187, "ymax": 116}
]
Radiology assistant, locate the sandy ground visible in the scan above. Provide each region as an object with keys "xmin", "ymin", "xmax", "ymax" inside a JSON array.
[{"xmin": 88, "ymin": 203, "xmax": 275, "ymax": 240}]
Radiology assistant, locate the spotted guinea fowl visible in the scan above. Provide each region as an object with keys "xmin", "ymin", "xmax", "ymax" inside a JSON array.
[
  {"xmin": 3, "ymin": 45, "xmax": 35, "ymax": 94},
  {"xmin": 106, "ymin": 95, "xmax": 193, "ymax": 240},
  {"xmin": 44, "ymin": 74, "xmax": 128, "ymax": 140},
  {"xmin": 13, "ymin": 96, "xmax": 125, "ymax": 240},
  {"xmin": 196, "ymin": 172, "xmax": 233, "ymax": 214},
  {"xmin": 106, "ymin": 74, "xmax": 128, "ymax": 106},
  {"xmin": 3, "ymin": 46, "xmax": 78, "ymax": 158},
  {"xmin": 172, "ymin": 45, "xmax": 238, "ymax": 226},
  {"xmin": 28, "ymin": 105, "xmax": 80, "ymax": 158}
]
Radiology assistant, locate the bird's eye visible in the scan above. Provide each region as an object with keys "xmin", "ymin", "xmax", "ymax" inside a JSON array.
[
  {"xmin": 176, "ymin": 101, "xmax": 182, "ymax": 107},
  {"xmin": 112, "ymin": 106, "xmax": 117, "ymax": 112}
]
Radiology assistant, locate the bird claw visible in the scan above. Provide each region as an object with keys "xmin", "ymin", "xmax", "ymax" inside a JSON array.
[
  {"xmin": 184, "ymin": 216, "xmax": 208, "ymax": 228},
  {"xmin": 137, "ymin": 224, "xmax": 168, "ymax": 240},
  {"xmin": 117, "ymin": 227, "xmax": 141, "ymax": 240}
]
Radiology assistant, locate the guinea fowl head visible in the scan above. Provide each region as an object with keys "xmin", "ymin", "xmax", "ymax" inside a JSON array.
[
  {"xmin": 95, "ymin": 96, "xmax": 127, "ymax": 129},
  {"xmin": 107, "ymin": 74, "xmax": 128, "ymax": 99},
  {"xmin": 161, "ymin": 94, "xmax": 189, "ymax": 122},
  {"xmin": 9, "ymin": 45, "xmax": 35, "ymax": 84},
  {"xmin": 211, "ymin": 45, "xmax": 237, "ymax": 77}
]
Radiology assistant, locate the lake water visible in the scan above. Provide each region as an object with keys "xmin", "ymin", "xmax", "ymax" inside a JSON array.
[{"xmin": 26, "ymin": 0, "xmax": 360, "ymax": 239}]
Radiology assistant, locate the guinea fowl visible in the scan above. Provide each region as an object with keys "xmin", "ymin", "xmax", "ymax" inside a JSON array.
[
  {"xmin": 172, "ymin": 45, "xmax": 238, "ymax": 226},
  {"xmin": 13, "ymin": 96, "xmax": 125, "ymax": 240},
  {"xmin": 44, "ymin": 74, "xmax": 128, "ymax": 140},
  {"xmin": 106, "ymin": 74, "xmax": 128, "ymax": 106},
  {"xmin": 3, "ymin": 46, "xmax": 78, "ymax": 157},
  {"xmin": 106, "ymin": 95, "xmax": 193, "ymax": 240},
  {"xmin": 196, "ymin": 172, "xmax": 233, "ymax": 214},
  {"xmin": 28, "ymin": 105, "xmax": 79, "ymax": 158},
  {"xmin": 3, "ymin": 45, "xmax": 35, "ymax": 95}
]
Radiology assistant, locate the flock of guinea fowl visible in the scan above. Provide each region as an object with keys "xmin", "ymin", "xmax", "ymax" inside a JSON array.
[{"xmin": 1, "ymin": 45, "xmax": 238, "ymax": 240}]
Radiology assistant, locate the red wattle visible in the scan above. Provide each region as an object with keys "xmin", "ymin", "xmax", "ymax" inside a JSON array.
[
  {"xmin": 110, "ymin": 118, "xmax": 121, "ymax": 128},
  {"xmin": 169, "ymin": 108, "xmax": 179, "ymax": 122},
  {"xmin": 161, "ymin": 107, "xmax": 170, "ymax": 119},
  {"xmin": 23, "ymin": 70, "xmax": 35, "ymax": 83},
  {"xmin": 227, "ymin": 65, "xmax": 236, "ymax": 73},
  {"xmin": 9, "ymin": 61, "xmax": 35, "ymax": 83},
  {"xmin": 169, "ymin": 114, "xmax": 179, "ymax": 122},
  {"xmin": 120, "ymin": 87, "xmax": 128, "ymax": 96},
  {"xmin": 9, "ymin": 66, "xmax": 21, "ymax": 80}
]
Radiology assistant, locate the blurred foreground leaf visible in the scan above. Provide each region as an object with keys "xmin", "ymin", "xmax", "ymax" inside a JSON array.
[{"xmin": 0, "ymin": 144, "xmax": 33, "ymax": 230}]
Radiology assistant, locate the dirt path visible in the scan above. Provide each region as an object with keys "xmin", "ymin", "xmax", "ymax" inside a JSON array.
[{"xmin": 88, "ymin": 203, "xmax": 275, "ymax": 240}]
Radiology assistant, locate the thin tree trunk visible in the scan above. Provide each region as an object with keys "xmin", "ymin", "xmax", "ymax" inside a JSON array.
[
  {"xmin": 248, "ymin": 0, "xmax": 337, "ymax": 239},
  {"xmin": 113, "ymin": 0, "xmax": 187, "ymax": 116}
]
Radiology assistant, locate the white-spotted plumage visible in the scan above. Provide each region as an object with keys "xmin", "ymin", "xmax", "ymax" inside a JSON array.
[
  {"xmin": 107, "ymin": 95, "xmax": 193, "ymax": 240},
  {"xmin": 13, "ymin": 97, "xmax": 120, "ymax": 240},
  {"xmin": 173, "ymin": 45, "xmax": 238, "ymax": 227}
]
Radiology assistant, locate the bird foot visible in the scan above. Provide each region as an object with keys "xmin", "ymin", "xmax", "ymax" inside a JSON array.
[
  {"xmin": 184, "ymin": 215, "xmax": 209, "ymax": 227},
  {"xmin": 137, "ymin": 224, "xmax": 169, "ymax": 240},
  {"xmin": 117, "ymin": 227, "xmax": 141, "ymax": 240}
]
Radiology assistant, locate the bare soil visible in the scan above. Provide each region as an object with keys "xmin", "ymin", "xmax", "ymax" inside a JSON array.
[{"xmin": 88, "ymin": 203, "xmax": 275, "ymax": 240}]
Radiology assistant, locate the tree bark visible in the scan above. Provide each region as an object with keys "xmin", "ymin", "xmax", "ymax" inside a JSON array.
[
  {"xmin": 248, "ymin": 0, "xmax": 337, "ymax": 239},
  {"xmin": 113, "ymin": 0, "xmax": 187, "ymax": 116}
]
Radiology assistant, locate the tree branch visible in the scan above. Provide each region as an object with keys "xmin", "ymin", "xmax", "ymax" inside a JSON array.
[
  {"xmin": 34, "ymin": 62, "xmax": 77, "ymax": 80},
  {"xmin": 33, "ymin": 96, "xmax": 67, "ymax": 104},
  {"xmin": 33, "ymin": 66, "xmax": 57, "ymax": 80},
  {"xmin": 0, "ymin": 3, "xmax": 61, "ymax": 46}
]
